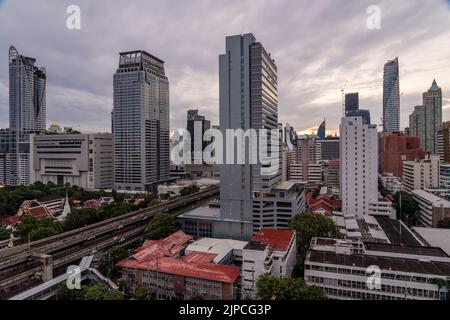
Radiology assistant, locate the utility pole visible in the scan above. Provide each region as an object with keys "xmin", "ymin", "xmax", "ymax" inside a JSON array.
[{"xmin": 399, "ymin": 192, "xmax": 402, "ymax": 243}]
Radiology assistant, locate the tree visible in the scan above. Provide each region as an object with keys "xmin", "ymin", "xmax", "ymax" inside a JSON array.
[
  {"xmin": 256, "ymin": 275, "xmax": 326, "ymax": 300},
  {"xmin": 147, "ymin": 213, "xmax": 180, "ymax": 240},
  {"xmin": 180, "ymin": 185, "xmax": 200, "ymax": 197},
  {"xmin": 392, "ymin": 191, "xmax": 420, "ymax": 226},
  {"xmin": 133, "ymin": 287, "xmax": 149, "ymax": 300},
  {"xmin": 437, "ymin": 217, "xmax": 450, "ymax": 229},
  {"xmin": 289, "ymin": 213, "xmax": 341, "ymax": 250},
  {"xmin": 15, "ymin": 215, "xmax": 63, "ymax": 243},
  {"xmin": 0, "ymin": 226, "xmax": 11, "ymax": 241},
  {"xmin": 98, "ymin": 246, "xmax": 129, "ymax": 278}
]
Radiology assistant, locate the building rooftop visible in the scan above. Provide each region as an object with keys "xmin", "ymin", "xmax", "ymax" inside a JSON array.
[
  {"xmin": 131, "ymin": 230, "xmax": 193, "ymax": 262},
  {"xmin": 308, "ymin": 250, "xmax": 450, "ymax": 276},
  {"xmin": 413, "ymin": 227, "xmax": 450, "ymax": 257},
  {"xmin": 250, "ymin": 229, "xmax": 295, "ymax": 251},
  {"xmin": 363, "ymin": 242, "xmax": 448, "ymax": 258},
  {"xmin": 185, "ymin": 237, "xmax": 247, "ymax": 264},
  {"xmin": 412, "ymin": 190, "xmax": 450, "ymax": 205},
  {"xmin": 119, "ymin": 256, "xmax": 241, "ymax": 284},
  {"xmin": 375, "ymin": 217, "xmax": 422, "ymax": 246},
  {"xmin": 178, "ymin": 204, "xmax": 249, "ymax": 224}
]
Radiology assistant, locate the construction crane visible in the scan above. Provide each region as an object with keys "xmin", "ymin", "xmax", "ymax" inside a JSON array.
[{"xmin": 340, "ymin": 80, "xmax": 348, "ymax": 117}]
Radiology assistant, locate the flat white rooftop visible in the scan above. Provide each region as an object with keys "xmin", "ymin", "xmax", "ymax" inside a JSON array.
[
  {"xmin": 413, "ymin": 227, "xmax": 450, "ymax": 256},
  {"xmin": 185, "ymin": 238, "xmax": 248, "ymax": 263}
]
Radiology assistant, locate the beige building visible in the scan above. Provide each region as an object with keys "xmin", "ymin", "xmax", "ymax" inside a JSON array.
[
  {"xmin": 30, "ymin": 133, "xmax": 113, "ymax": 190},
  {"xmin": 402, "ymin": 155, "xmax": 440, "ymax": 193}
]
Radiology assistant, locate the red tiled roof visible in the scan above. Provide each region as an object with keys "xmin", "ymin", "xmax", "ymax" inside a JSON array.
[
  {"xmin": 26, "ymin": 206, "xmax": 52, "ymax": 218},
  {"xmin": 131, "ymin": 230, "xmax": 193, "ymax": 262},
  {"xmin": 0, "ymin": 215, "xmax": 20, "ymax": 226},
  {"xmin": 251, "ymin": 229, "xmax": 295, "ymax": 251},
  {"xmin": 84, "ymin": 199, "xmax": 100, "ymax": 209},
  {"xmin": 305, "ymin": 192, "xmax": 342, "ymax": 209},
  {"xmin": 310, "ymin": 202, "xmax": 334, "ymax": 215},
  {"xmin": 182, "ymin": 251, "xmax": 217, "ymax": 264},
  {"xmin": 118, "ymin": 256, "xmax": 240, "ymax": 284}
]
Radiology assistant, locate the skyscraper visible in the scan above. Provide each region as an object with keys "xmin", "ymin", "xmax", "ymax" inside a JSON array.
[
  {"xmin": 317, "ymin": 119, "xmax": 326, "ymax": 140},
  {"xmin": 112, "ymin": 50, "xmax": 170, "ymax": 192},
  {"xmin": 383, "ymin": 57, "xmax": 400, "ymax": 132},
  {"xmin": 186, "ymin": 109, "xmax": 211, "ymax": 163},
  {"xmin": 340, "ymin": 116, "xmax": 378, "ymax": 218},
  {"xmin": 345, "ymin": 92, "xmax": 359, "ymax": 115},
  {"xmin": 6, "ymin": 46, "xmax": 46, "ymax": 186},
  {"xmin": 219, "ymin": 33, "xmax": 281, "ymax": 239},
  {"xmin": 409, "ymin": 80, "xmax": 442, "ymax": 154}
]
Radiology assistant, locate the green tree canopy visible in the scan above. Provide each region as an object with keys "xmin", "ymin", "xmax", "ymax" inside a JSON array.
[
  {"xmin": 147, "ymin": 213, "xmax": 180, "ymax": 240},
  {"xmin": 14, "ymin": 215, "xmax": 63, "ymax": 243},
  {"xmin": 289, "ymin": 213, "xmax": 341, "ymax": 250},
  {"xmin": 98, "ymin": 246, "xmax": 129, "ymax": 278},
  {"xmin": 392, "ymin": 191, "xmax": 420, "ymax": 226},
  {"xmin": 256, "ymin": 275, "xmax": 326, "ymax": 300},
  {"xmin": 56, "ymin": 284, "xmax": 124, "ymax": 300},
  {"xmin": 437, "ymin": 217, "xmax": 450, "ymax": 229},
  {"xmin": 0, "ymin": 226, "xmax": 11, "ymax": 241}
]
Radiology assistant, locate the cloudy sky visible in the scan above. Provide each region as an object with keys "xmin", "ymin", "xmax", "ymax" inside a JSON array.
[{"xmin": 0, "ymin": 0, "xmax": 450, "ymax": 135}]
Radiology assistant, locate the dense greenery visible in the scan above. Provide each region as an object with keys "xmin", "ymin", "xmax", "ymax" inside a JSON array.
[
  {"xmin": 289, "ymin": 213, "xmax": 341, "ymax": 250},
  {"xmin": 56, "ymin": 283, "xmax": 124, "ymax": 300},
  {"xmin": 0, "ymin": 226, "xmax": 11, "ymax": 241},
  {"xmin": 256, "ymin": 275, "xmax": 326, "ymax": 300},
  {"xmin": 14, "ymin": 215, "xmax": 63, "ymax": 244},
  {"xmin": 0, "ymin": 182, "xmax": 112, "ymax": 218},
  {"xmin": 98, "ymin": 246, "xmax": 129, "ymax": 278},
  {"xmin": 392, "ymin": 191, "xmax": 420, "ymax": 226},
  {"xmin": 437, "ymin": 217, "xmax": 450, "ymax": 229},
  {"xmin": 147, "ymin": 213, "xmax": 180, "ymax": 240},
  {"xmin": 133, "ymin": 287, "xmax": 149, "ymax": 300},
  {"xmin": 378, "ymin": 178, "xmax": 390, "ymax": 197},
  {"xmin": 179, "ymin": 184, "xmax": 200, "ymax": 197}
]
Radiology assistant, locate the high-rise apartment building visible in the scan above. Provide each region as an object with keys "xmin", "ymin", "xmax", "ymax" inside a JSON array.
[
  {"xmin": 112, "ymin": 50, "xmax": 170, "ymax": 192},
  {"xmin": 438, "ymin": 121, "xmax": 450, "ymax": 163},
  {"xmin": 340, "ymin": 116, "xmax": 378, "ymax": 218},
  {"xmin": 409, "ymin": 80, "xmax": 442, "ymax": 154},
  {"xmin": 5, "ymin": 46, "xmax": 46, "ymax": 186},
  {"xmin": 345, "ymin": 92, "xmax": 359, "ymax": 115},
  {"xmin": 383, "ymin": 57, "xmax": 400, "ymax": 132},
  {"xmin": 293, "ymin": 135, "xmax": 322, "ymax": 181},
  {"xmin": 218, "ymin": 33, "xmax": 281, "ymax": 239}
]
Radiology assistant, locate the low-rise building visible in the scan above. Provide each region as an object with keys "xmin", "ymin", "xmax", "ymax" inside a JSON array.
[
  {"xmin": 241, "ymin": 229, "xmax": 297, "ymax": 299},
  {"xmin": 379, "ymin": 172, "xmax": 402, "ymax": 193},
  {"xmin": 411, "ymin": 189, "xmax": 450, "ymax": 227},
  {"xmin": 402, "ymin": 155, "xmax": 440, "ymax": 193},
  {"xmin": 117, "ymin": 230, "xmax": 241, "ymax": 300},
  {"xmin": 30, "ymin": 133, "xmax": 113, "ymax": 190},
  {"xmin": 305, "ymin": 237, "xmax": 450, "ymax": 300}
]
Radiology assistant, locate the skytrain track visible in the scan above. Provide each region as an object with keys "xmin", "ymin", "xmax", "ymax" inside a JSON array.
[{"xmin": 0, "ymin": 185, "xmax": 219, "ymax": 298}]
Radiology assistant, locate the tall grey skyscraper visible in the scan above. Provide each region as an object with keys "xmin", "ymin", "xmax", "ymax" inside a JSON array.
[
  {"xmin": 219, "ymin": 33, "xmax": 281, "ymax": 239},
  {"xmin": 409, "ymin": 80, "xmax": 442, "ymax": 154},
  {"xmin": 4, "ymin": 46, "xmax": 46, "ymax": 186},
  {"xmin": 112, "ymin": 50, "xmax": 170, "ymax": 192},
  {"xmin": 186, "ymin": 109, "xmax": 211, "ymax": 162},
  {"xmin": 383, "ymin": 57, "xmax": 400, "ymax": 132}
]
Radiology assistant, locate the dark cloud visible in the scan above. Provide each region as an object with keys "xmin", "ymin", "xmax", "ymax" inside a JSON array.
[{"xmin": 0, "ymin": 0, "xmax": 449, "ymax": 134}]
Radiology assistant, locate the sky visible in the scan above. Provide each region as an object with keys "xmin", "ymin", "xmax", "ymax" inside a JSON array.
[{"xmin": 0, "ymin": 0, "xmax": 450, "ymax": 136}]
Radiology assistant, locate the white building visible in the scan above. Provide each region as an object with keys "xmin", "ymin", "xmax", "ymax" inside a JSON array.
[
  {"xmin": 411, "ymin": 189, "xmax": 450, "ymax": 227},
  {"xmin": 402, "ymin": 155, "xmax": 440, "ymax": 193},
  {"xmin": 379, "ymin": 172, "xmax": 402, "ymax": 193},
  {"xmin": 305, "ymin": 237, "xmax": 450, "ymax": 300},
  {"xmin": 252, "ymin": 182, "xmax": 305, "ymax": 233},
  {"xmin": 242, "ymin": 229, "xmax": 297, "ymax": 299},
  {"xmin": 30, "ymin": 133, "xmax": 113, "ymax": 190},
  {"xmin": 340, "ymin": 116, "xmax": 378, "ymax": 218}
]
